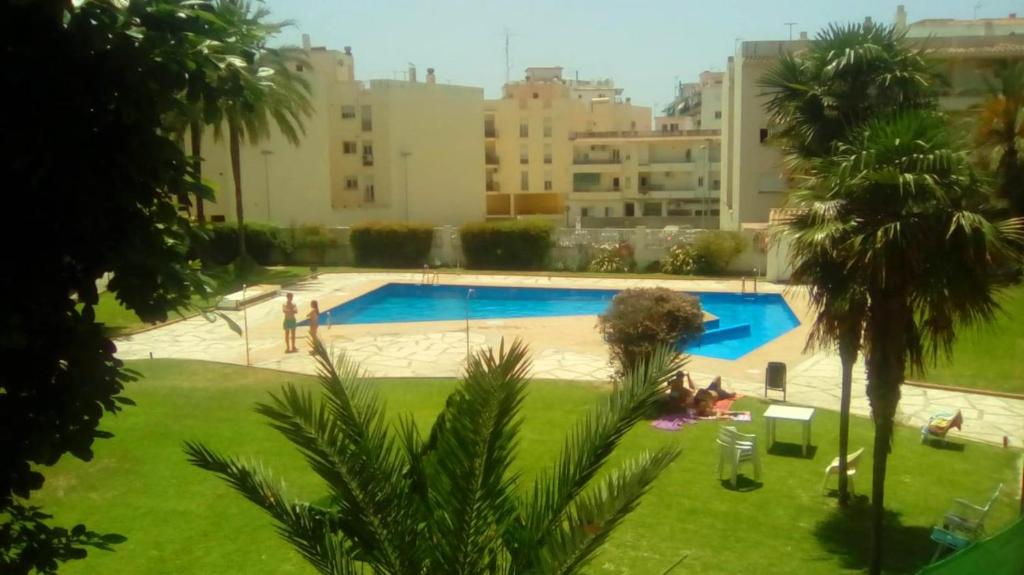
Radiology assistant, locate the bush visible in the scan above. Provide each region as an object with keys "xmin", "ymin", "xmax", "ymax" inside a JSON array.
[
  {"xmin": 660, "ymin": 243, "xmax": 697, "ymax": 275},
  {"xmin": 587, "ymin": 242, "xmax": 635, "ymax": 273},
  {"xmin": 693, "ymin": 231, "xmax": 746, "ymax": 274},
  {"xmin": 460, "ymin": 220, "xmax": 554, "ymax": 270},
  {"xmin": 598, "ymin": 288, "xmax": 705, "ymax": 373},
  {"xmin": 288, "ymin": 224, "xmax": 338, "ymax": 266},
  {"xmin": 350, "ymin": 221, "xmax": 434, "ymax": 268},
  {"xmin": 190, "ymin": 223, "xmax": 289, "ymax": 266}
]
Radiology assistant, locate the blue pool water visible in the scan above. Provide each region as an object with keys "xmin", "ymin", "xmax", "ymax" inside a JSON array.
[{"xmin": 308, "ymin": 283, "xmax": 799, "ymax": 360}]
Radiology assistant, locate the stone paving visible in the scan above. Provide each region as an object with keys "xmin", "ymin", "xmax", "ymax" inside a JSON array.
[{"xmin": 114, "ymin": 271, "xmax": 1024, "ymax": 447}]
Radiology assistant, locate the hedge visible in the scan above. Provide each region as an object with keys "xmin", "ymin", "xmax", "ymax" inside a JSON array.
[
  {"xmin": 460, "ymin": 220, "xmax": 554, "ymax": 270},
  {"xmin": 189, "ymin": 223, "xmax": 289, "ymax": 266},
  {"xmin": 693, "ymin": 231, "xmax": 746, "ymax": 274},
  {"xmin": 350, "ymin": 222, "xmax": 434, "ymax": 268}
]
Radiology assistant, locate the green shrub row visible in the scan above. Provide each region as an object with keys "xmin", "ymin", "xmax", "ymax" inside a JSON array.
[
  {"xmin": 189, "ymin": 223, "xmax": 343, "ymax": 266},
  {"xmin": 460, "ymin": 220, "xmax": 554, "ymax": 270},
  {"xmin": 659, "ymin": 231, "xmax": 747, "ymax": 275},
  {"xmin": 350, "ymin": 222, "xmax": 435, "ymax": 268}
]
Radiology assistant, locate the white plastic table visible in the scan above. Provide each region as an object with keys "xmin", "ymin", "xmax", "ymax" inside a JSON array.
[{"xmin": 764, "ymin": 405, "xmax": 815, "ymax": 456}]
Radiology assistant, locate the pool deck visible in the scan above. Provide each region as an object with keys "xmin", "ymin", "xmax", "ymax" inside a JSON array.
[{"xmin": 114, "ymin": 271, "xmax": 1024, "ymax": 447}]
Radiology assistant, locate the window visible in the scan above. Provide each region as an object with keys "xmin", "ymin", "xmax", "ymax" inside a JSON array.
[
  {"xmin": 544, "ymin": 171, "xmax": 552, "ymax": 191},
  {"xmin": 362, "ymin": 143, "xmax": 374, "ymax": 166},
  {"xmin": 712, "ymin": 179, "xmax": 721, "ymax": 191},
  {"xmin": 296, "ymin": 64, "xmax": 305, "ymax": 72},
  {"xmin": 630, "ymin": 121, "xmax": 636, "ymax": 130},
  {"xmin": 211, "ymin": 214, "xmax": 226, "ymax": 223},
  {"xmin": 604, "ymin": 207, "xmax": 613, "ymax": 217},
  {"xmin": 670, "ymin": 123, "xmax": 679, "ymax": 131},
  {"xmin": 685, "ymin": 149, "xmax": 692, "ymax": 162},
  {"xmin": 698, "ymin": 176, "xmax": 704, "ymax": 188},
  {"xmin": 714, "ymin": 111, "xmax": 722, "ymax": 119},
  {"xmin": 363, "ymin": 184, "xmax": 375, "ymax": 203},
  {"xmin": 532, "ymin": 92, "xmax": 539, "ymax": 99},
  {"xmin": 341, "ymin": 105, "xmax": 356, "ymax": 119},
  {"xmin": 543, "ymin": 144, "xmax": 552, "ymax": 164},
  {"xmin": 612, "ymin": 177, "xmax": 620, "ymax": 190},
  {"xmin": 666, "ymin": 200, "xmax": 689, "ymax": 216},
  {"xmin": 361, "ymin": 106, "xmax": 373, "ymax": 131},
  {"xmin": 624, "ymin": 202, "xmax": 635, "ymax": 217},
  {"xmin": 581, "ymin": 207, "xmax": 590, "ymax": 217},
  {"xmin": 759, "ymin": 128, "xmax": 769, "ymax": 143},
  {"xmin": 519, "ymin": 120, "xmax": 529, "ymax": 138},
  {"xmin": 543, "ymin": 117, "xmax": 552, "ymax": 138},
  {"xmin": 642, "ymin": 202, "xmax": 662, "ymax": 216},
  {"xmin": 345, "ymin": 176, "xmax": 358, "ymax": 190},
  {"xmin": 520, "ymin": 144, "xmax": 529, "ymax": 165},
  {"xmin": 520, "ymin": 171, "xmax": 529, "ymax": 191},
  {"xmin": 343, "ymin": 141, "xmax": 357, "ymax": 154}
]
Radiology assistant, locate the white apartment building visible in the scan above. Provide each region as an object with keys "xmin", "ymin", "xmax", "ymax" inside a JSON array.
[{"xmin": 721, "ymin": 6, "xmax": 1024, "ymax": 231}]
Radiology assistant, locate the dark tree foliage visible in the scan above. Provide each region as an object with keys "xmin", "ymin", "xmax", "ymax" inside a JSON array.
[{"xmin": 1, "ymin": 0, "xmax": 204, "ymax": 571}]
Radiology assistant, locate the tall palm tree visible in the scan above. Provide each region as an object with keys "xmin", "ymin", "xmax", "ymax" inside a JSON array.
[
  {"xmin": 761, "ymin": 22, "xmax": 938, "ymax": 506},
  {"xmin": 795, "ymin": 110, "xmax": 1023, "ymax": 574},
  {"xmin": 186, "ymin": 339, "xmax": 683, "ymax": 574},
  {"xmin": 976, "ymin": 60, "xmax": 1024, "ymax": 217},
  {"xmin": 211, "ymin": 0, "xmax": 311, "ymax": 259}
]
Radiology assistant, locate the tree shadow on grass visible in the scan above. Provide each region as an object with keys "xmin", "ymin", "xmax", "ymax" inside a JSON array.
[{"xmin": 813, "ymin": 499, "xmax": 934, "ymax": 574}]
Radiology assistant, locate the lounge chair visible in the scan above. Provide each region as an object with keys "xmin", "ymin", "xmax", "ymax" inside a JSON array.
[
  {"xmin": 821, "ymin": 447, "xmax": 864, "ymax": 495},
  {"xmin": 942, "ymin": 483, "xmax": 1002, "ymax": 539},
  {"xmin": 921, "ymin": 410, "xmax": 963, "ymax": 445}
]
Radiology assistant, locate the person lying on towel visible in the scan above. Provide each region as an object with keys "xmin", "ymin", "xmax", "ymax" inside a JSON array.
[{"xmin": 666, "ymin": 372, "xmax": 737, "ymax": 417}]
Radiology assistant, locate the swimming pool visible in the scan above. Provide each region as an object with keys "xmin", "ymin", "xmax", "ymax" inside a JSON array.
[{"xmin": 308, "ymin": 283, "xmax": 799, "ymax": 360}]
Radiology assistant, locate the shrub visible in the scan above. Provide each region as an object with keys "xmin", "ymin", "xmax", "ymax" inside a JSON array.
[
  {"xmin": 189, "ymin": 223, "xmax": 289, "ymax": 266},
  {"xmin": 693, "ymin": 231, "xmax": 746, "ymax": 274},
  {"xmin": 288, "ymin": 224, "xmax": 338, "ymax": 265},
  {"xmin": 460, "ymin": 220, "xmax": 554, "ymax": 270},
  {"xmin": 587, "ymin": 242, "xmax": 635, "ymax": 273},
  {"xmin": 660, "ymin": 243, "xmax": 697, "ymax": 275},
  {"xmin": 597, "ymin": 288, "xmax": 704, "ymax": 373},
  {"xmin": 350, "ymin": 221, "xmax": 434, "ymax": 268}
]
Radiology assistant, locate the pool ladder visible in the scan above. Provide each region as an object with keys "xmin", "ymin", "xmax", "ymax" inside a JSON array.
[
  {"xmin": 741, "ymin": 269, "xmax": 759, "ymax": 295},
  {"xmin": 420, "ymin": 265, "xmax": 439, "ymax": 286}
]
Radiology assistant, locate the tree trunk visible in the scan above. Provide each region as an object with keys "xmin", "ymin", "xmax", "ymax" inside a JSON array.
[
  {"xmin": 190, "ymin": 119, "xmax": 206, "ymax": 224},
  {"xmin": 865, "ymin": 295, "xmax": 908, "ymax": 575},
  {"xmin": 836, "ymin": 337, "xmax": 858, "ymax": 507},
  {"xmin": 229, "ymin": 120, "xmax": 246, "ymax": 259}
]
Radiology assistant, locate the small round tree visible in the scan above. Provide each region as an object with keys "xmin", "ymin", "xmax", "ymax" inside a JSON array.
[{"xmin": 598, "ymin": 288, "xmax": 705, "ymax": 373}]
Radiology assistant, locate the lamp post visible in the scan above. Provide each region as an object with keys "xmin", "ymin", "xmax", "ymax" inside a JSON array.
[
  {"xmin": 699, "ymin": 144, "xmax": 709, "ymax": 230},
  {"xmin": 401, "ymin": 150, "xmax": 412, "ymax": 221},
  {"xmin": 260, "ymin": 150, "xmax": 273, "ymax": 222}
]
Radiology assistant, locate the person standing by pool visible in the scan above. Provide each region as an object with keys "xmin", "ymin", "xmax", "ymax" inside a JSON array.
[
  {"xmin": 306, "ymin": 300, "xmax": 320, "ymax": 353},
  {"xmin": 282, "ymin": 292, "xmax": 298, "ymax": 353}
]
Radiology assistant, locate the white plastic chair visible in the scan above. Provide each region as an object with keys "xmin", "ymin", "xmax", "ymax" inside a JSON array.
[
  {"xmin": 942, "ymin": 483, "xmax": 1003, "ymax": 539},
  {"xmin": 821, "ymin": 447, "xmax": 865, "ymax": 494},
  {"xmin": 716, "ymin": 426, "xmax": 761, "ymax": 488}
]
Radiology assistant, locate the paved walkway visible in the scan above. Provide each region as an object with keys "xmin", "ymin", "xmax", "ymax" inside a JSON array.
[{"xmin": 114, "ymin": 272, "xmax": 1024, "ymax": 447}]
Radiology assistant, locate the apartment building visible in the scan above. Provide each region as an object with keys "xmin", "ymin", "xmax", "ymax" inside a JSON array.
[
  {"xmin": 483, "ymin": 68, "xmax": 650, "ymax": 221},
  {"xmin": 565, "ymin": 71, "xmax": 723, "ymax": 228},
  {"xmin": 720, "ymin": 6, "xmax": 1024, "ymax": 231},
  {"xmin": 200, "ymin": 35, "xmax": 485, "ymax": 227}
]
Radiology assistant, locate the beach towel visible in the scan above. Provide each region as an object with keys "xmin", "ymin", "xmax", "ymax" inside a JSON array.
[{"xmin": 651, "ymin": 412, "xmax": 697, "ymax": 431}]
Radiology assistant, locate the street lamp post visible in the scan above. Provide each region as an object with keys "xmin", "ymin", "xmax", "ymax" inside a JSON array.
[
  {"xmin": 260, "ymin": 150, "xmax": 273, "ymax": 222},
  {"xmin": 401, "ymin": 150, "xmax": 412, "ymax": 221},
  {"xmin": 699, "ymin": 144, "xmax": 708, "ymax": 229}
]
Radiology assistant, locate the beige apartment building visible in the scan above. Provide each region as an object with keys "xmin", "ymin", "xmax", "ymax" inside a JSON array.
[
  {"xmin": 721, "ymin": 6, "xmax": 1024, "ymax": 231},
  {"xmin": 200, "ymin": 35, "xmax": 485, "ymax": 227},
  {"xmin": 483, "ymin": 67, "xmax": 650, "ymax": 221},
  {"xmin": 564, "ymin": 71, "xmax": 724, "ymax": 228}
]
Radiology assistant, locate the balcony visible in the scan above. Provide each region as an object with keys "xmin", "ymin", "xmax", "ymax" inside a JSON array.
[
  {"xmin": 485, "ymin": 154, "xmax": 500, "ymax": 166},
  {"xmin": 573, "ymin": 156, "xmax": 621, "ymax": 165},
  {"xmin": 486, "ymin": 181, "xmax": 501, "ymax": 192},
  {"xmin": 362, "ymin": 155, "xmax": 374, "ymax": 167},
  {"xmin": 361, "ymin": 120, "xmax": 373, "ymax": 132},
  {"xmin": 569, "ymin": 188, "xmax": 622, "ymax": 202},
  {"xmin": 484, "ymin": 126, "xmax": 497, "ymax": 138}
]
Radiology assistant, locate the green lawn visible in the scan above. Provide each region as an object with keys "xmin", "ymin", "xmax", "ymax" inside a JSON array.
[
  {"xmin": 34, "ymin": 360, "xmax": 1020, "ymax": 574},
  {"xmin": 916, "ymin": 284, "xmax": 1024, "ymax": 394},
  {"xmin": 93, "ymin": 266, "xmax": 312, "ymax": 335}
]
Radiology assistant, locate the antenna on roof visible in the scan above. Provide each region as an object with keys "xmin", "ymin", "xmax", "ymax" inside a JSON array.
[{"xmin": 785, "ymin": 22, "xmax": 797, "ymax": 40}]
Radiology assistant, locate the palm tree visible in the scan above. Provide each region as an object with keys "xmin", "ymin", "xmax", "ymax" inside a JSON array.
[
  {"xmin": 210, "ymin": 0, "xmax": 311, "ymax": 259},
  {"xmin": 795, "ymin": 110, "xmax": 1023, "ymax": 574},
  {"xmin": 186, "ymin": 339, "xmax": 683, "ymax": 574},
  {"xmin": 761, "ymin": 22, "xmax": 937, "ymax": 506},
  {"xmin": 976, "ymin": 60, "xmax": 1024, "ymax": 217}
]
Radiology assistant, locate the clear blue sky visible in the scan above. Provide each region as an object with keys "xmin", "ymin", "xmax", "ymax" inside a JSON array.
[{"xmin": 263, "ymin": 0, "xmax": 1024, "ymax": 111}]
